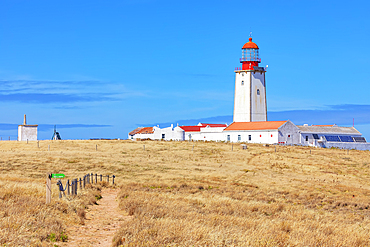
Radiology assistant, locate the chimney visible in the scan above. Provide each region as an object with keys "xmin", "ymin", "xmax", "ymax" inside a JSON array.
[{"xmin": 23, "ymin": 114, "xmax": 27, "ymax": 125}]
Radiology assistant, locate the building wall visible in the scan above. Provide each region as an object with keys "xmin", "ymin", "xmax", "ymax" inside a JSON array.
[
  {"xmin": 300, "ymin": 133, "xmax": 362, "ymax": 147},
  {"xmin": 251, "ymin": 71, "xmax": 267, "ymax": 121},
  {"xmin": 152, "ymin": 126, "xmax": 184, "ymax": 141},
  {"xmin": 233, "ymin": 71, "xmax": 251, "ymax": 122},
  {"xmin": 184, "ymin": 127, "xmax": 226, "ymax": 141},
  {"xmin": 18, "ymin": 125, "xmax": 37, "ymax": 141},
  {"xmin": 224, "ymin": 130, "xmax": 279, "ymax": 144},
  {"xmin": 277, "ymin": 121, "xmax": 300, "ymax": 144}
]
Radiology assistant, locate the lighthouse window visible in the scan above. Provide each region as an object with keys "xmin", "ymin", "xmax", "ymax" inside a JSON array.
[
  {"xmin": 257, "ymin": 89, "xmax": 260, "ymax": 95},
  {"xmin": 241, "ymin": 81, "xmax": 244, "ymax": 85}
]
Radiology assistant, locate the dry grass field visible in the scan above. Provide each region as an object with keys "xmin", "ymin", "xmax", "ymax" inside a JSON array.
[{"xmin": 0, "ymin": 140, "xmax": 370, "ymax": 246}]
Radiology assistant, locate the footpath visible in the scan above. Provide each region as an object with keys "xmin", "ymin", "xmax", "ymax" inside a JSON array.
[{"xmin": 61, "ymin": 189, "xmax": 126, "ymax": 247}]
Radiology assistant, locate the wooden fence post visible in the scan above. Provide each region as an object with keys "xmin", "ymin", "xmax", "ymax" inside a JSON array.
[
  {"xmin": 48, "ymin": 145, "xmax": 50, "ymax": 151},
  {"xmin": 112, "ymin": 175, "xmax": 115, "ymax": 185},
  {"xmin": 91, "ymin": 173, "xmax": 94, "ymax": 184},
  {"xmin": 96, "ymin": 145, "xmax": 97, "ymax": 151},
  {"xmin": 74, "ymin": 179, "xmax": 78, "ymax": 195},
  {"xmin": 46, "ymin": 173, "xmax": 51, "ymax": 204},
  {"xmin": 100, "ymin": 174, "xmax": 102, "ymax": 181},
  {"xmin": 95, "ymin": 174, "xmax": 97, "ymax": 184},
  {"xmin": 143, "ymin": 145, "xmax": 145, "ymax": 151},
  {"xmin": 232, "ymin": 144, "xmax": 233, "ymax": 151},
  {"xmin": 57, "ymin": 180, "xmax": 62, "ymax": 198},
  {"xmin": 83, "ymin": 176, "xmax": 86, "ymax": 188},
  {"xmin": 71, "ymin": 180, "xmax": 75, "ymax": 195},
  {"xmin": 107, "ymin": 175, "xmax": 109, "ymax": 183},
  {"xmin": 67, "ymin": 180, "xmax": 70, "ymax": 195},
  {"xmin": 37, "ymin": 141, "xmax": 39, "ymax": 148}
]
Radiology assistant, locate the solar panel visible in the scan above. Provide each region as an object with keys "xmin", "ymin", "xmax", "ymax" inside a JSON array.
[
  {"xmin": 353, "ymin": 137, "xmax": 367, "ymax": 142},
  {"xmin": 313, "ymin": 134, "xmax": 320, "ymax": 140},
  {"xmin": 339, "ymin": 136, "xmax": 354, "ymax": 142},
  {"xmin": 324, "ymin": 135, "xmax": 341, "ymax": 142}
]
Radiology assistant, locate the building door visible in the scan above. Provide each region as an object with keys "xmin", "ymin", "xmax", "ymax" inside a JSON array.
[{"xmin": 287, "ymin": 134, "xmax": 293, "ymax": 144}]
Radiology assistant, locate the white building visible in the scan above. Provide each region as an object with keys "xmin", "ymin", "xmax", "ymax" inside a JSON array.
[
  {"xmin": 297, "ymin": 124, "xmax": 369, "ymax": 149},
  {"xmin": 223, "ymin": 120, "xmax": 299, "ymax": 144},
  {"xmin": 128, "ymin": 123, "xmax": 227, "ymax": 141},
  {"xmin": 180, "ymin": 123, "xmax": 227, "ymax": 141},
  {"xmin": 18, "ymin": 115, "xmax": 38, "ymax": 141}
]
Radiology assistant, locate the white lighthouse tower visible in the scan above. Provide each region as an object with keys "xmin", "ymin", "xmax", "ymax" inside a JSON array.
[{"xmin": 233, "ymin": 37, "xmax": 267, "ymax": 122}]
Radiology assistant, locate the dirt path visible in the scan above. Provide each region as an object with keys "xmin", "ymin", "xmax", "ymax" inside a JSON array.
[{"xmin": 62, "ymin": 189, "xmax": 127, "ymax": 247}]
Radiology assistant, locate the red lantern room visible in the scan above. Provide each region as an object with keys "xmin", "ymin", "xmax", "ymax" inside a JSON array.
[{"xmin": 240, "ymin": 37, "xmax": 261, "ymax": 70}]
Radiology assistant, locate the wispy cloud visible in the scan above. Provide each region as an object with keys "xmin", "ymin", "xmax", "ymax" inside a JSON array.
[
  {"xmin": 0, "ymin": 93, "xmax": 116, "ymax": 103},
  {"xmin": 0, "ymin": 123, "xmax": 111, "ymax": 131},
  {"xmin": 0, "ymin": 79, "xmax": 145, "ymax": 104}
]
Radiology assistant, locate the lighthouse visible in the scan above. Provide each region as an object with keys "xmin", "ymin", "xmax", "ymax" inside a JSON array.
[{"xmin": 233, "ymin": 37, "xmax": 267, "ymax": 122}]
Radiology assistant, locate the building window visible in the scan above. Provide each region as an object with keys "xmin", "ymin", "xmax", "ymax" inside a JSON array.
[
  {"xmin": 238, "ymin": 135, "xmax": 241, "ymax": 141},
  {"xmin": 257, "ymin": 89, "xmax": 260, "ymax": 95},
  {"xmin": 248, "ymin": 135, "xmax": 251, "ymax": 141},
  {"xmin": 162, "ymin": 134, "xmax": 165, "ymax": 139},
  {"xmin": 305, "ymin": 136, "xmax": 308, "ymax": 142},
  {"xmin": 288, "ymin": 135, "xmax": 291, "ymax": 138},
  {"xmin": 241, "ymin": 81, "xmax": 244, "ymax": 85},
  {"xmin": 188, "ymin": 134, "xmax": 192, "ymax": 141},
  {"xmin": 242, "ymin": 73, "xmax": 244, "ymax": 76},
  {"xmin": 227, "ymin": 135, "xmax": 230, "ymax": 142}
]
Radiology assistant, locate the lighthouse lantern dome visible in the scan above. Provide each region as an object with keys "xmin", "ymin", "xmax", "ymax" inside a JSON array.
[{"xmin": 240, "ymin": 37, "xmax": 261, "ymax": 70}]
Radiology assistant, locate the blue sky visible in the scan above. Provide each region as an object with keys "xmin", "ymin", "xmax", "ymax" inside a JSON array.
[{"xmin": 1, "ymin": 0, "xmax": 370, "ymax": 140}]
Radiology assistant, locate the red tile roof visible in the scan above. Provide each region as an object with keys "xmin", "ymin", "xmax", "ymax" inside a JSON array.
[
  {"xmin": 224, "ymin": 121, "xmax": 287, "ymax": 131},
  {"xmin": 199, "ymin": 123, "xmax": 227, "ymax": 127},
  {"xmin": 129, "ymin": 127, "xmax": 154, "ymax": 135},
  {"xmin": 180, "ymin": 124, "xmax": 227, "ymax": 132},
  {"xmin": 137, "ymin": 127, "xmax": 154, "ymax": 134},
  {"xmin": 129, "ymin": 127, "xmax": 143, "ymax": 136}
]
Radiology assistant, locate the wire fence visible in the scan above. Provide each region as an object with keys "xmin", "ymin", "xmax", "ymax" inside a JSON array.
[{"xmin": 56, "ymin": 173, "xmax": 115, "ymax": 198}]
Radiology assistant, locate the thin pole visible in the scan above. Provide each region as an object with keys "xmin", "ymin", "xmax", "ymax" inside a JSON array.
[
  {"xmin": 46, "ymin": 173, "xmax": 51, "ymax": 204},
  {"xmin": 96, "ymin": 145, "xmax": 97, "ymax": 151},
  {"xmin": 143, "ymin": 145, "xmax": 145, "ymax": 151}
]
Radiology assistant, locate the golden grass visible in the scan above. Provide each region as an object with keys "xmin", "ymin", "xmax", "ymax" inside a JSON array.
[{"xmin": 0, "ymin": 140, "xmax": 370, "ymax": 246}]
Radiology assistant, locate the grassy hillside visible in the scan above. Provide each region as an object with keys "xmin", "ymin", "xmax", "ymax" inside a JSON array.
[{"xmin": 0, "ymin": 140, "xmax": 369, "ymax": 246}]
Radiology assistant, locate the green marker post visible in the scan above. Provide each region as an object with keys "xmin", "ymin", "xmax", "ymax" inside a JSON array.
[{"xmin": 51, "ymin": 174, "xmax": 65, "ymax": 178}]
